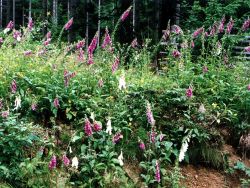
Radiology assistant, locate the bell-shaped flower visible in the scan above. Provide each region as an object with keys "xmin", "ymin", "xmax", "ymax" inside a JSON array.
[{"xmin": 106, "ymin": 118, "xmax": 112, "ymax": 135}]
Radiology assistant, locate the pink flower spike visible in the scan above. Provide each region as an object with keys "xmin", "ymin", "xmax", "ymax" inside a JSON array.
[
  {"xmin": 62, "ymin": 154, "xmax": 70, "ymax": 166},
  {"xmin": 24, "ymin": 50, "xmax": 32, "ymax": 56},
  {"xmin": 0, "ymin": 37, "xmax": 4, "ymax": 44},
  {"xmin": 84, "ymin": 118, "xmax": 93, "ymax": 136},
  {"xmin": 1, "ymin": 111, "xmax": 9, "ymax": 118},
  {"xmin": 93, "ymin": 121, "xmax": 102, "ymax": 132},
  {"xmin": 131, "ymin": 38, "xmax": 138, "ymax": 48},
  {"xmin": 192, "ymin": 27, "xmax": 204, "ymax": 38},
  {"xmin": 245, "ymin": 46, "xmax": 250, "ymax": 52},
  {"xmin": 242, "ymin": 19, "xmax": 250, "ymax": 31},
  {"xmin": 146, "ymin": 102, "xmax": 155, "ymax": 126},
  {"xmin": 64, "ymin": 18, "xmax": 73, "ymax": 30},
  {"xmin": 102, "ymin": 27, "xmax": 112, "ymax": 49},
  {"xmin": 11, "ymin": 80, "xmax": 17, "ymax": 93},
  {"xmin": 121, "ymin": 6, "xmax": 132, "ymax": 22},
  {"xmin": 53, "ymin": 97, "xmax": 60, "ymax": 108},
  {"xmin": 226, "ymin": 17, "xmax": 234, "ymax": 34},
  {"xmin": 78, "ymin": 48, "xmax": 84, "ymax": 62},
  {"xmin": 46, "ymin": 31, "xmax": 51, "ymax": 39},
  {"xmin": 112, "ymin": 57, "xmax": 120, "ymax": 73},
  {"xmin": 219, "ymin": 16, "xmax": 225, "ymax": 33},
  {"xmin": 88, "ymin": 34, "xmax": 98, "ymax": 54},
  {"xmin": 139, "ymin": 141, "xmax": 145, "ymax": 150},
  {"xmin": 31, "ymin": 103, "xmax": 37, "ymax": 111},
  {"xmin": 87, "ymin": 53, "xmax": 94, "ymax": 65},
  {"xmin": 112, "ymin": 132, "xmax": 123, "ymax": 143},
  {"xmin": 191, "ymin": 41, "xmax": 195, "ymax": 48},
  {"xmin": 98, "ymin": 78, "xmax": 104, "ymax": 88},
  {"xmin": 172, "ymin": 50, "xmax": 181, "ymax": 58},
  {"xmin": 186, "ymin": 87, "xmax": 193, "ymax": 98},
  {"xmin": 49, "ymin": 155, "xmax": 57, "ymax": 170},
  {"xmin": 76, "ymin": 40, "xmax": 85, "ymax": 49},
  {"xmin": 155, "ymin": 160, "xmax": 161, "ymax": 183},
  {"xmin": 247, "ymin": 84, "xmax": 250, "ymax": 91},
  {"xmin": 28, "ymin": 18, "xmax": 33, "ymax": 31},
  {"xmin": 13, "ymin": 31, "xmax": 22, "ymax": 41},
  {"xmin": 6, "ymin": 21, "xmax": 14, "ymax": 29}
]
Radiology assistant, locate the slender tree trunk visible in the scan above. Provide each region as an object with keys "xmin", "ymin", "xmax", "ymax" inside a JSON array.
[
  {"xmin": 29, "ymin": 0, "xmax": 31, "ymax": 19},
  {"xmin": 67, "ymin": 0, "xmax": 70, "ymax": 42},
  {"xmin": 42, "ymin": 0, "xmax": 48, "ymax": 35},
  {"xmin": 132, "ymin": 0, "xmax": 140, "ymax": 37},
  {"xmin": 6, "ymin": 0, "xmax": 10, "ymax": 23},
  {"xmin": 155, "ymin": 0, "xmax": 160, "ymax": 41},
  {"xmin": 22, "ymin": 5, "xmax": 24, "ymax": 26},
  {"xmin": 12, "ymin": 0, "xmax": 15, "ymax": 27},
  {"xmin": 0, "ymin": 0, "xmax": 2, "ymax": 29},
  {"xmin": 85, "ymin": 0, "xmax": 89, "ymax": 47},
  {"xmin": 97, "ymin": 0, "xmax": 101, "ymax": 46},
  {"xmin": 175, "ymin": 0, "xmax": 180, "ymax": 25},
  {"xmin": 53, "ymin": 0, "xmax": 58, "ymax": 26}
]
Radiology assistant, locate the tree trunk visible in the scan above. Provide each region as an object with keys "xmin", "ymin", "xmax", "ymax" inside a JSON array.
[
  {"xmin": 42, "ymin": 0, "xmax": 48, "ymax": 35},
  {"xmin": 132, "ymin": 0, "xmax": 140, "ymax": 37},
  {"xmin": 97, "ymin": 0, "xmax": 101, "ymax": 46},
  {"xmin": 85, "ymin": 0, "xmax": 89, "ymax": 47},
  {"xmin": 67, "ymin": 0, "xmax": 70, "ymax": 42},
  {"xmin": 53, "ymin": 0, "xmax": 58, "ymax": 26},
  {"xmin": 12, "ymin": 0, "xmax": 15, "ymax": 27},
  {"xmin": 155, "ymin": 0, "xmax": 161, "ymax": 41},
  {"xmin": 0, "ymin": 0, "xmax": 2, "ymax": 29},
  {"xmin": 29, "ymin": 0, "xmax": 31, "ymax": 20},
  {"xmin": 175, "ymin": 0, "xmax": 180, "ymax": 25}
]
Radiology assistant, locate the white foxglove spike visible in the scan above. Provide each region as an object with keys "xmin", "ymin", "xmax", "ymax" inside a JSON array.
[
  {"xmin": 72, "ymin": 156, "xmax": 79, "ymax": 169},
  {"xmin": 118, "ymin": 150, "xmax": 124, "ymax": 166},
  {"xmin": 14, "ymin": 96, "xmax": 21, "ymax": 110},
  {"xmin": 106, "ymin": 118, "xmax": 112, "ymax": 135}
]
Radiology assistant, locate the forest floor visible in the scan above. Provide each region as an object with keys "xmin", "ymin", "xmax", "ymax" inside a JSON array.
[{"xmin": 124, "ymin": 144, "xmax": 250, "ymax": 188}]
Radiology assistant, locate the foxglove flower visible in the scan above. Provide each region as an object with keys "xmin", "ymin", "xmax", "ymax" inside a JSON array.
[
  {"xmin": 198, "ymin": 104, "xmax": 206, "ymax": 114},
  {"xmin": 226, "ymin": 17, "xmax": 234, "ymax": 34},
  {"xmin": 87, "ymin": 53, "xmax": 94, "ymax": 65},
  {"xmin": 186, "ymin": 87, "xmax": 193, "ymax": 98},
  {"xmin": 49, "ymin": 155, "xmax": 57, "ymax": 170},
  {"xmin": 216, "ymin": 41, "xmax": 222, "ymax": 55},
  {"xmin": 219, "ymin": 16, "xmax": 225, "ymax": 33},
  {"xmin": 245, "ymin": 46, "xmax": 250, "ymax": 52},
  {"xmin": 53, "ymin": 97, "xmax": 60, "ymax": 108},
  {"xmin": 146, "ymin": 102, "xmax": 155, "ymax": 126},
  {"xmin": 118, "ymin": 75, "xmax": 126, "ymax": 90},
  {"xmin": 179, "ymin": 139, "xmax": 190, "ymax": 162},
  {"xmin": 88, "ymin": 34, "xmax": 98, "ymax": 54},
  {"xmin": 93, "ymin": 121, "xmax": 102, "ymax": 132},
  {"xmin": 102, "ymin": 27, "xmax": 112, "ymax": 49},
  {"xmin": 46, "ymin": 31, "xmax": 51, "ymax": 39},
  {"xmin": 120, "ymin": 6, "xmax": 132, "ymax": 22},
  {"xmin": 1, "ymin": 110, "xmax": 9, "ymax": 118},
  {"xmin": 209, "ymin": 22, "xmax": 218, "ymax": 36},
  {"xmin": 14, "ymin": 96, "xmax": 21, "ymax": 110},
  {"xmin": 0, "ymin": 99, "xmax": 2, "ymax": 110},
  {"xmin": 247, "ymin": 84, "xmax": 250, "ymax": 91},
  {"xmin": 31, "ymin": 103, "xmax": 37, "ymax": 111},
  {"xmin": 242, "ymin": 19, "xmax": 250, "ymax": 31},
  {"xmin": 76, "ymin": 40, "xmax": 85, "ymax": 49},
  {"xmin": 69, "ymin": 146, "xmax": 72, "ymax": 154},
  {"xmin": 172, "ymin": 50, "xmax": 181, "ymax": 58},
  {"xmin": 98, "ymin": 78, "xmax": 104, "ymax": 87},
  {"xmin": 78, "ymin": 48, "xmax": 84, "ymax": 62},
  {"xmin": 203, "ymin": 66, "xmax": 208, "ymax": 73},
  {"xmin": 155, "ymin": 160, "xmax": 161, "ymax": 183},
  {"xmin": 24, "ymin": 50, "xmax": 32, "ymax": 56},
  {"xmin": 139, "ymin": 141, "xmax": 145, "ymax": 150},
  {"xmin": 171, "ymin": 25, "xmax": 183, "ymax": 35},
  {"xmin": 112, "ymin": 132, "xmax": 123, "ymax": 143},
  {"xmin": 131, "ymin": 38, "xmax": 138, "ymax": 48},
  {"xmin": 4, "ymin": 21, "xmax": 14, "ymax": 34},
  {"xmin": 192, "ymin": 27, "xmax": 204, "ymax": 38},
  {"xmin": 71, "ymin": 156, "xmax": 79, "ymax": 169},
  {"xmin": 191, "ymin": 40, "xmax": 195, "ymax": 48},
  {"xmin": 11, "ymin": 80, "xmax": 17, "ymax": 93},
  {"xmin": 28, "ymin": 18, "xmax": 33, "ymax": 31},
  {"xmin": 148, "ymin": 129, "xmax": 157, "ymax": 143},
  {"xmin": 112, "ymin": 57, "xmax": 120, "ymax": 73},
  {"xmin": 62, "ymin": 154, "xmax": 70, "ymax": 166},
  {"xmin": 84, "ymin": 118, "xmax": 93, "ymax": 136},
  {"xmin": 159, "ymin": 132, "xmax": 164, "ymax": 142},
  {"xmin": 106, "ymin": 118, "xmax": 112, "ymax": 135},
  {"xmin": 0, "ymin": 37, "xmax": 3, "ymax": 44},
  {"xmin": 64, "ymin": 18, "xmax": 73, "ymax": 30},
  {"xmin": 44, "ymin": 38, "xmax": 51, "ymax": 46},
  {"xmin": 13, "ymin": 30, "xmax": 21, "ymax": 41},
  {"xmin": 118, "ymin": 150, "xmax": 124, "ymax": 166}
]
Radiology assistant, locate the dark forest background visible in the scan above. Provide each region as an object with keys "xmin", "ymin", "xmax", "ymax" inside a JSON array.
[{"xmin": 0, "ymin": 0, "xmax": 249, "ymax": 43}]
